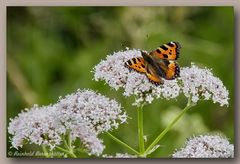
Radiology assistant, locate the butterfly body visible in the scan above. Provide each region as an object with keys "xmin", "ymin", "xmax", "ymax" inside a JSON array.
[{"xmin": 125, "ymin": 42, "xmax": 181, "ymax": 85}]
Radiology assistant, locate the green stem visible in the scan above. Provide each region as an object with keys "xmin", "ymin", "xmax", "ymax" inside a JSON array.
[
  {"xmin": 42, "ymin": 145, "xmax": 50, "ymax": 158},
  {"xmin": 106, "ymin": 132, "xmax": 140, "ymax": 155},
  {"xmin": 56, "ymin": 146, "xmax": 77, "ymax": 158},
  {"xmin": 138, "ymin": 105, "xmax": 145, "ymax": 156},
  {"xmin": 63, "ymin": 135, "xmax": 70, "ymax": 149},
  {"xmin": 60, "ymin": 133, "xmax": 77, "ymax": 158},
  {"xmin": 67, "ymin": 132, "xmax": 72, "ymax": 150},
  {"xmin": 145, "ymin": 98, "xmax": 194, "ymax": 155},
  {"xmin": 56, "ymin": 146, "xmax": 70, "ymax": 154}
]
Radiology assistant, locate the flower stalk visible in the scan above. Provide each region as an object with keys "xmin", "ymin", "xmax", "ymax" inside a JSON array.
[
  {"xmin": 144, "ymin": 97, "xmax": 194, "ymax": 155},
  {"xmin": 106, "ymin": 132, "xmax": 140, "ymax": 155},
  {"xmin": 42, "ymin": 145, "xmax": 50, "ymax": 158},
  {"xmin": 138, "ymin": 105, "xmax": 145, "ymax": 156},
  {"xmin": 55, "ymin": 145, "xmax": 77, "ymax": 158},
  {"xmin": 57, "ymin": 134, "xmax": 77, "ymax": 158}
]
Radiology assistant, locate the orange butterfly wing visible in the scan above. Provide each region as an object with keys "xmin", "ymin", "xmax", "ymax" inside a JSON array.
[
  {"xmin": 155, "ymin": 59, "xmax": 180, "ymax": 80},
  {"xmin": 149, "ymin": 42, "xmax": 181, "ymax": 60},
  {"xmin": 125, "ymin": 57, "xmax": 146, "ymax": 73},
  {"xmin": 164, "ymin": 61, "xmax": 180, "ymax": 80}
]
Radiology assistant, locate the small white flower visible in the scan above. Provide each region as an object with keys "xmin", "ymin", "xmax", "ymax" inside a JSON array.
[
  {"xmin": 172, "ymin": 134, "xmax": 234, "ymax": 158},
  {"xmin": 8, "ymin": 89, "xmax": 127, "ymax": 156}
]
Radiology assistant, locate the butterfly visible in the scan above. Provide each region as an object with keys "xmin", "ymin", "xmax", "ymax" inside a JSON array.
[{"xmin": 125, "ymin": 42, "xmax": 181, "ymax": 85}]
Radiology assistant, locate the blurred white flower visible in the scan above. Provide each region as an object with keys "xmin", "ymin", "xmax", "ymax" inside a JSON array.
[
  {"xmin": 102, "ymin": 153, "xmax": 137, "ymax": 158},
  {"xmin": 93, "ymin": 49, "xmax": 229, "ymax": 107},
  {"xmin": 8, "ymin": 89, "xmax": 127, "ymax": 156},
  {"xmin": 8, "ymin": 105, "xmax": 63, "ymax": 150},
  {"xmin": 172, "ymin": 134, "xmax": 234, "ymax": 158},
  {"xmin": 180, "ymin": 64, "xmax": 229, "ymax": 106}
]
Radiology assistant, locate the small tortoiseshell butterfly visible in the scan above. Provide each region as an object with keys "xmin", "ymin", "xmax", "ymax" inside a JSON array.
[{"xmin": 125, "ymin": 42, "xmax": 181, "ymax": 85}]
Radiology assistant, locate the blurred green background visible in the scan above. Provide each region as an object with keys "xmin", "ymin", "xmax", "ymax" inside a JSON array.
[{"xmin": 7, "ymin": 6, "xmax": 234, "ymax": 158}]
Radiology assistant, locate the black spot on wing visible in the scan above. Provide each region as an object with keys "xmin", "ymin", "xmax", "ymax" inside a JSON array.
[
  {"xmin": 146, "ymin": 67, "xmax": 151, "ymax": 74},
  {"xmin": 132, "ymin": 58, "xmax": 137, "ymax": 64},
  {"xmin": 156, "ymin": 49, "xmax": 161, "ymax": 53},
  {"xmin": 137, "ymin": 58, "xmax": 141, "ymax": 62},
  {"xmin": 163, "ymin": 54, "xmax": 168, "ymax": 58},
  {"xmin": 141, "ymin": 64, "xmax": 145, "ymax": 68},
  {"xmin": 160, "ymin": 45, "xmax": 168, "ymax": 50},
  {"xmin": 163, "ymin": 59, "xmax": 170, "ymax": 66},
  {"xmin": 127, "ymin": 60, "xmax": 132, "ymax": 66}
]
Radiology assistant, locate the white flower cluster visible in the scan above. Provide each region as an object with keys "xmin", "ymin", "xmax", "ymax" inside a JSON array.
[
  {"xmin": 8, "ymin": 89, "xmax": 127, "ymax": 156},
  {"xmin": 8, "ymin": 105, "xmax": 62, "ymax": 150},
  {"xmin": 93, "ymin": 49, "xmax": 229, "ymax": 107},
  {"xmin": 181, "ymin": 64, "xmax": 229, "ymax": 106},
  {"xmin": 172, "ymin": 134, "xmax": 234, "ymax": 158},
  {"xmin": 56, "ymin": 89, "xmax": 127, "ymax": 155},
  {"xmin": 102, "ymin": 153, "xmax": 137, "ymax": 158}
]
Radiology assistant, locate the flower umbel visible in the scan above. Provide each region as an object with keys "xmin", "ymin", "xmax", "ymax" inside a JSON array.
[
  {"xmin": 56, "ymin": 89, "xmax": 127, "ymax": 134},
  {"xmin": 93, "ymin": 49, "xmax": 229, "ymax": 107},
  {"xmin": 172, "ymin": 134, "xmax": 234, "ymax": 158},
  {"xmin": 8, "ymin": 105, "xmax": 62, "ymax": 150},
  {"xmin": 180, "ymin": 64, "xmax": 229, "ymax": 106},
  {"xmin": 8, "ymin": 89, "xmax": 127, "ymax": 156}
]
